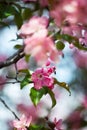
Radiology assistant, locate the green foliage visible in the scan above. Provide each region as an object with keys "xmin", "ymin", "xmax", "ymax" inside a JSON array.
[
  {"xmin": 19, "ymin": 69, "xmax": 31, "ymax": 89},
  {"xmin": 29, "ymin": 124, "xmax": 45, "ymax": 130},
  {"xmin": 30, "ymin": 87, "xmax": 56, "ymax": 108},
  {"xmin": 25, "ymin": 54, "xmax": 30, "ymax": 62},
  {"xmin": 29, "ymin": 125, "xmax": 41, "ymax": 130},
  {"xmin": 14, "ymin": 44, "xmax": 23, "ymax": 49},
  {"xmin": 57, "ymin": 34, "xmax": 87, "ymax": 51},
  {"xmin": 30, "ymin": 87, "xmax": 47, "ymax": 106},
  {"xmin": 14, "ymin": 12, "xmax": 23, "ymax": 29},
  {"xmin": 0, "ymin": 4, "xmax": 15, "ymax": 19},
  {"xmin": 46, "ymin": 87, "xmax": 56, "ymax": 108},
  {"xmin": 22, "ymin": 8, "xmax": 32, "ymax": 20},
  {"xmin": 0, "ymin": 2, "xmax": 23, "ymax": 28},
  {"xmin": 20, "ymin": 75, "xmax": 30, "ymax": 89},
  {"xmin": 56, "ymin": 41, "xmax": 65, "ymax": 50}
]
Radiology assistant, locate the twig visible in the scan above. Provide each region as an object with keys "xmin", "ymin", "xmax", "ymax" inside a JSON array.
[
  {"xmin": 0, "ymin": 47, "xmax": 25, "ymax": 69},
  {"xmin": 0, "ymin": 97, "xmax": 19, "ymax": 120},
  {"xmin": 0, "ymin": 81, "xmax": 20, "ymax": 85}
]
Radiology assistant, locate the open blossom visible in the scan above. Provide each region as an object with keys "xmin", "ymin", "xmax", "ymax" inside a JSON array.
[
  {"xmin": 13, "ymin": 114, "xmax": 32, "ymax": 130},
  {"xmin": 31, "ymin": 60, "xmax": 56, "ymax": 90},
  {"xmin": 54, "ymin": 118, "xmax": 63, "ymax": 130}
]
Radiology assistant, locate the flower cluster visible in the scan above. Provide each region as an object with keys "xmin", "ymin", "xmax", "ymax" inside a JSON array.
[{"xmin": 31, "ymin": 59, "xmax": 56, "ymax": 90}]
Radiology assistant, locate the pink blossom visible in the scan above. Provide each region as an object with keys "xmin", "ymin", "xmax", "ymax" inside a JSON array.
[
  {"xmin": 19, "ymin": 16, "xmax": 48, "ymax": 38},
  {"xmin": 74, "ymin": 50, "xmax": 87, "ymax": 68},
  {"xmin": 16, "ymin": 58, "xmax": 28, "ymax": 70},
  {"xmin": 19, "ymin": 16, "xmax": 59, "ymax": 65},
  {"xmin": 50, "ymin": 0, "xmax": 87, "ymax": 35},
  {"xmin": 54, "ymin": 118, "xmax": 63, "ymax": 130},
  {"xmin": 17, "ymin": 103, "xmax": 42, "ymax": 122},
  {"xmin": 13, "ymin": 114, "xmax": 32, "ymax": 130},
  {"xmin": 24, "ymin": 36, "xmax": 59, "ymax": 65},
  {"xmin": 31, "ymin": 61, "xmax": 55, "ymax": 90}
]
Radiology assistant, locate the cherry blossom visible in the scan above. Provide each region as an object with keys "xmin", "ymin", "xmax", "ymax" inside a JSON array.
[{"xmin": 13, "ymin": 114, "xmax": 32, "ymax": 130}]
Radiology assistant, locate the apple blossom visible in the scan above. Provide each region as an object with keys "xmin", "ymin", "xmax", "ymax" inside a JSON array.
[{"xmin": 31, "ymin": 60, "xmax": 56, "ymax": 90}]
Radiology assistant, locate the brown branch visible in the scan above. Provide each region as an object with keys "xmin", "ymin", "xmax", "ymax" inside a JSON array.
[
  {"xmin": 0, "ymin": 47, "xmax": 25, "ymax": 69},
  {"xmin": 0, "ymin": 97, "xmax": 19, "ymax": 120}
]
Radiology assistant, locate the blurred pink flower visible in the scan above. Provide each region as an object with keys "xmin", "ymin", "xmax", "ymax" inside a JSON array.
[
  {"xmin": 16, "ymin": 58, "xmax": 28, "ymax": 70},
  {"xmin": 13, "ymin": 114, "xmax": 32, "ymax": 130},
  {"xmin": 74, "ymin": 50, "xmax": 87, "ymax": 68},
  {"xmin": 50, "ymin": 0, "xmax": 87, "ymax": 35},
  {"xmin": 24, "ymin": 36, "xmax": 59, "ymax": 65},
  {"xmin": 54, "ymin": 118, "xmax": 63, "ymax": 130},
  {"xmin": 31, "ymin": 60, "xmax": 55, "ymax": 90},
  {"xmin": 19, "ymin": 16, "xmax": 59, "ymax": 65},
  {"xmin": 67, "ymin": 111, "xmax": 82, "ymax": 129},
  {"xmin": 17, "ymin": 103, "xmax": 42, "ymax": 122},
  {"xmin": 19, "ymin": 16, "xmax": 48, "ymax": 38},
  {"xmin": 0, "ymin": 55, "xmax": 7, "ymax": 62}
]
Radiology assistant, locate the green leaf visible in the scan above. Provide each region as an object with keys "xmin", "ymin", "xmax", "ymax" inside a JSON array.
[
  {"xmin": 30, "ymin": 87, "xmax": 56, "ymax": 108},
  {"xmin": 14, "ymin": 44, "xmax": 23, "ymax": 49},
  {"xmin": 0, "ymin": 4, "xmax": 15, "ymax": 19},
  {"xmin": 14, "ymin": 12, "xmax": 23, "ymax": 29},
  {"xmin": 30, "ymin": 87, "xmax": 47, "ymax": 106},
  {"xmin": 22, "ymin": 8, "xmax": 32, "ymax": 20},
  {"xmin": 25, "ymin": 54, "xmax": 30, "ymax": 62},
  {"xmin": 29, "ymin": 124, "xmax": 44, "ymax": 130},
  {"xmin": 46, "ymin": 87, "xmax": 56, "ymax": 108},
  {"xmin": 57, "ymin": 34, "xmax": 87, "ymax": 51},
  {"xmin": 54, "ymin": 78, "xmax": 71, "ymax": 96},
  {"xmin": 62, "ymin": 34, "xmax": 73, "ymax": 43},
  {"xmin": 56, "ymin": 41, "xmax": 65, "ymax": 50},
  {"xmin": 20, "ymin": 75, "xmax": 31, "ymax": 89}
]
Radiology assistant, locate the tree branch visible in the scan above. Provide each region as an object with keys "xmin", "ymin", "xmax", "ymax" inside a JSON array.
[
  {"xmin": 0, "ymin": 97, "xmax": 19, "ymax": 120},
  {"xmin": 0, "ymin": 47, "xmax": 25, "ymax": 69}
]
